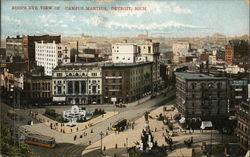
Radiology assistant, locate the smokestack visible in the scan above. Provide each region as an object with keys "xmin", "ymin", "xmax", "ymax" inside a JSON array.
[{"xmin": 76, "ymin": 40, "xmax": 79, "ymax": 63}]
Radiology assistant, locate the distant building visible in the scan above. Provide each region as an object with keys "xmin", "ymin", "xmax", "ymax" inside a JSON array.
[
  {"xmin": 52, "ymin": 63, "xmax": 102, "ymax": 105},
  {"xmin": 112, "ymin": 42, "xmax": 138, "ymax": 63},
  {"xmin": 216, "ymin": 50, "xmax": 225, "ymax": 65},
  {"xmin": 209, "ymin": 55, "xmax": 217, "ymax": 65},
  {"xmin": 0, "ymin": 48, "xmax": 6, "ymax": 64},
  {"xmin": 6, "ymin": 35, "xmax": 24, "ymax": 59},
  {"xmin": 236, "ymin": 100, "xmax": 250, "ymax": 152},
  {"xmin": 78, "ymin": 48, "xmax": 102, "ymax": 63},
  {"xmin": 175, "ymin": 72, "xmax": 228, "ymax": 122},
  {"xmin": 225, "ymin": 40, "xmax": 249, "ymax": 69},
  {"xmin": 172, "ymin": 42, "xmax": 190, "ymax": 57},
  {"xmin": 200, "ymin": 53, "xmax": 209, "ymax": 62},
  {"xmin": 35, "ymin": 41, "xmax": 70, "ymax": 76}
]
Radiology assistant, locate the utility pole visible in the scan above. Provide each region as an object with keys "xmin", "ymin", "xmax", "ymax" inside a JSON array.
[{"xmin": 126, "ymin": 137, "xmax": 128, "ymax": 157}]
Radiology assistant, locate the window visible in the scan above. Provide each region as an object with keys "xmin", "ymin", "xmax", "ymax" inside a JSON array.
[
  {"xmin": 75, "ymin": 81, "xmax": 79, "ymax": 93},
  {"xmin": 58, "ymin": 86, "xmax": 62, "ymax": 94},
  {"xmin": 148, "ymin": 46, "xmax": 151, "ymax": 53},
  {"xmin": 67, "ymin": 81, "xmax": 73, "ymax": 94},
  {"xmin": 81, "ymin": 81, "xmax": 86, "ymax": 94},
  {"xmin": 92, "ymin": 86, "xmax": 97, "ymax": 93}
]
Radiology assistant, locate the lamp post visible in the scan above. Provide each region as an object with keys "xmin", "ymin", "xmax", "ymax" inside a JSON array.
[{"xmin": 100, "ymin": 131, "xmax": 104, "ymax": 155}]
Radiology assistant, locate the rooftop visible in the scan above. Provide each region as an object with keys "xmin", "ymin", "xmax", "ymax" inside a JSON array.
[
  {"xmin": 54, "ymin": 61, "xmax": 151, "ymax": 70},
  {"xmin": 175, "ymin": 72, "xmax": 226, "ymax": 80}
]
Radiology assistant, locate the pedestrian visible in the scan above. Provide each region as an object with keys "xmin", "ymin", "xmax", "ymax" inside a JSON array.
[
  {"xmin": 89, "ymin": 140, "xmax": 91, "ymax": 145},
  {"xmin": 74, "ymin": 135, "xmax": 77, "ymax": 141}
]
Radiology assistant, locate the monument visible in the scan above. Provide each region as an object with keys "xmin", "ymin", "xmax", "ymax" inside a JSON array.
[{"xmin": 63, "ymin": 105, "xmax": 88, "ymax": 123}]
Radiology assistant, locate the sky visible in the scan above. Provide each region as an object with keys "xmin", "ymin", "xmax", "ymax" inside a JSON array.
[{"xmin": 1, "ymin": 0, "xmax": 250, "ymax": 38}]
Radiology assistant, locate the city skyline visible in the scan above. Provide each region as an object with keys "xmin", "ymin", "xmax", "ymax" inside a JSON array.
[{"xmin": 1, "ymin": 0, "xmax": 250, "ymax": 38}]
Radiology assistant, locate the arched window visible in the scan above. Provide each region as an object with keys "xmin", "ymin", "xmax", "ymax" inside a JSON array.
[
  {"xmin": 75, "ymin": 81, "xmax": 79, "ymax": 93},
  {"xmin": 69, "ymin": 73, "xmax": 72, "ymax": 76}
]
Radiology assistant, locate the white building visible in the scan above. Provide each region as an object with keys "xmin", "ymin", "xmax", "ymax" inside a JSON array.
[
  {"xmin": 172, "ymin": 42, "xmax": 190, "ymax": 57},
  {"xmin": 52, "ymin": 63, "xmax": 102, "ymax": 105},
  {"xmin": 35, "ymin": 41, "xmax": 70, "ymax": 76},
  {"xmin": 209, "ymin": 55, "xmax": 217, "ymax": 65},
  {"xmin": 137, "ymin": 39, "xmax": 161, "ymax": 92},
  {"xmin": 111, "ymin": 39, "xmax": 161, "ymax": 93},
  {"xmin": 112, "ymin": 42, "xmax": 138, "ymax": 63}
]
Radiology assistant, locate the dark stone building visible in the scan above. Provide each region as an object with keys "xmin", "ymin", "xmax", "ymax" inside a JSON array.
[
  {"xmin": 102, "ymin": 62, "xmax": 152, "ymax": 104},
  {"xmin": 236, "ymin": 100, "xmax": 250, "ymax": 152},
  {"xmin": 175, "ymin": 72, "xmax": 228, "ymax": 123},
  {"xmin": 228, "ymin": 79, "xmax": 249, "ymax": 115}
]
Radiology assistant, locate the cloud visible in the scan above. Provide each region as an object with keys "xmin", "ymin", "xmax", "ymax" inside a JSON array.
[
  {"xmin": 110, "ymin": 1, "xmax": 192, "ymax": 17},
  {"xmin": 105, "ymin": 21, "xmax": 205, "ymax": 30},
  {"xmin": 2, "ymin": 16, "xmax": 21, "ymax": 24},
  {"xmin": 38, "ymin": 13, "xmax": 57, "ymax": 24},
  {"xmin": 173, "ymin": 5, "xmax": 192, "ymax": 14},
  {"xmin": 79, "ymin": 15, "xmax": 205, "ymax": 30},
  {"xmin": 96, "ymin": 0, "xmax": 114, "ymax": 4},
  {"xmin": 61, "ymin": 24, "xmax": 68, "ymax": 27}
]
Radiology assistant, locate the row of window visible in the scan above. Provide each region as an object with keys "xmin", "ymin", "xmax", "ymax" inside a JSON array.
[{"xmin": 32, "ymin": 82, "xmax": 51, "ymax": 90}]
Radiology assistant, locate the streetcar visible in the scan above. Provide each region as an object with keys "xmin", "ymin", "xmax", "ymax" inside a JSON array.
[
  {"xmin": 24, "ymin": 133, "xmax": 56, "ymax": 148},
  {"xmin": 112, "ymin": 119, "xmax": 127, "ymax": 131}
]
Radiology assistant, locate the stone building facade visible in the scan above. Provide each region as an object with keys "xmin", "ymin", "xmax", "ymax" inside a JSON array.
[
  {"xmin": 52, "ymin": 63, "xmax": 102, "ymax": 105},
  {"xmin": 175, "ymin": 72, "xmax": 228, "ymax": 122},
  {"xmin": 102, "ymin": 62, "xmax": 152, "ymax": 104},
  {"xmin": 236, "ymin": 100, "xmax": 250, "ymax": 152}
]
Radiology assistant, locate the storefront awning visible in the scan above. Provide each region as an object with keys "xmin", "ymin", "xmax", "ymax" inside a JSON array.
[
  {"xmin": 53, "ymin": 97, "xmax": 66, "ymax": 101},
  {"xmin": 200, "ymin": 121, "xmax": 213, "ymax": 130}
]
